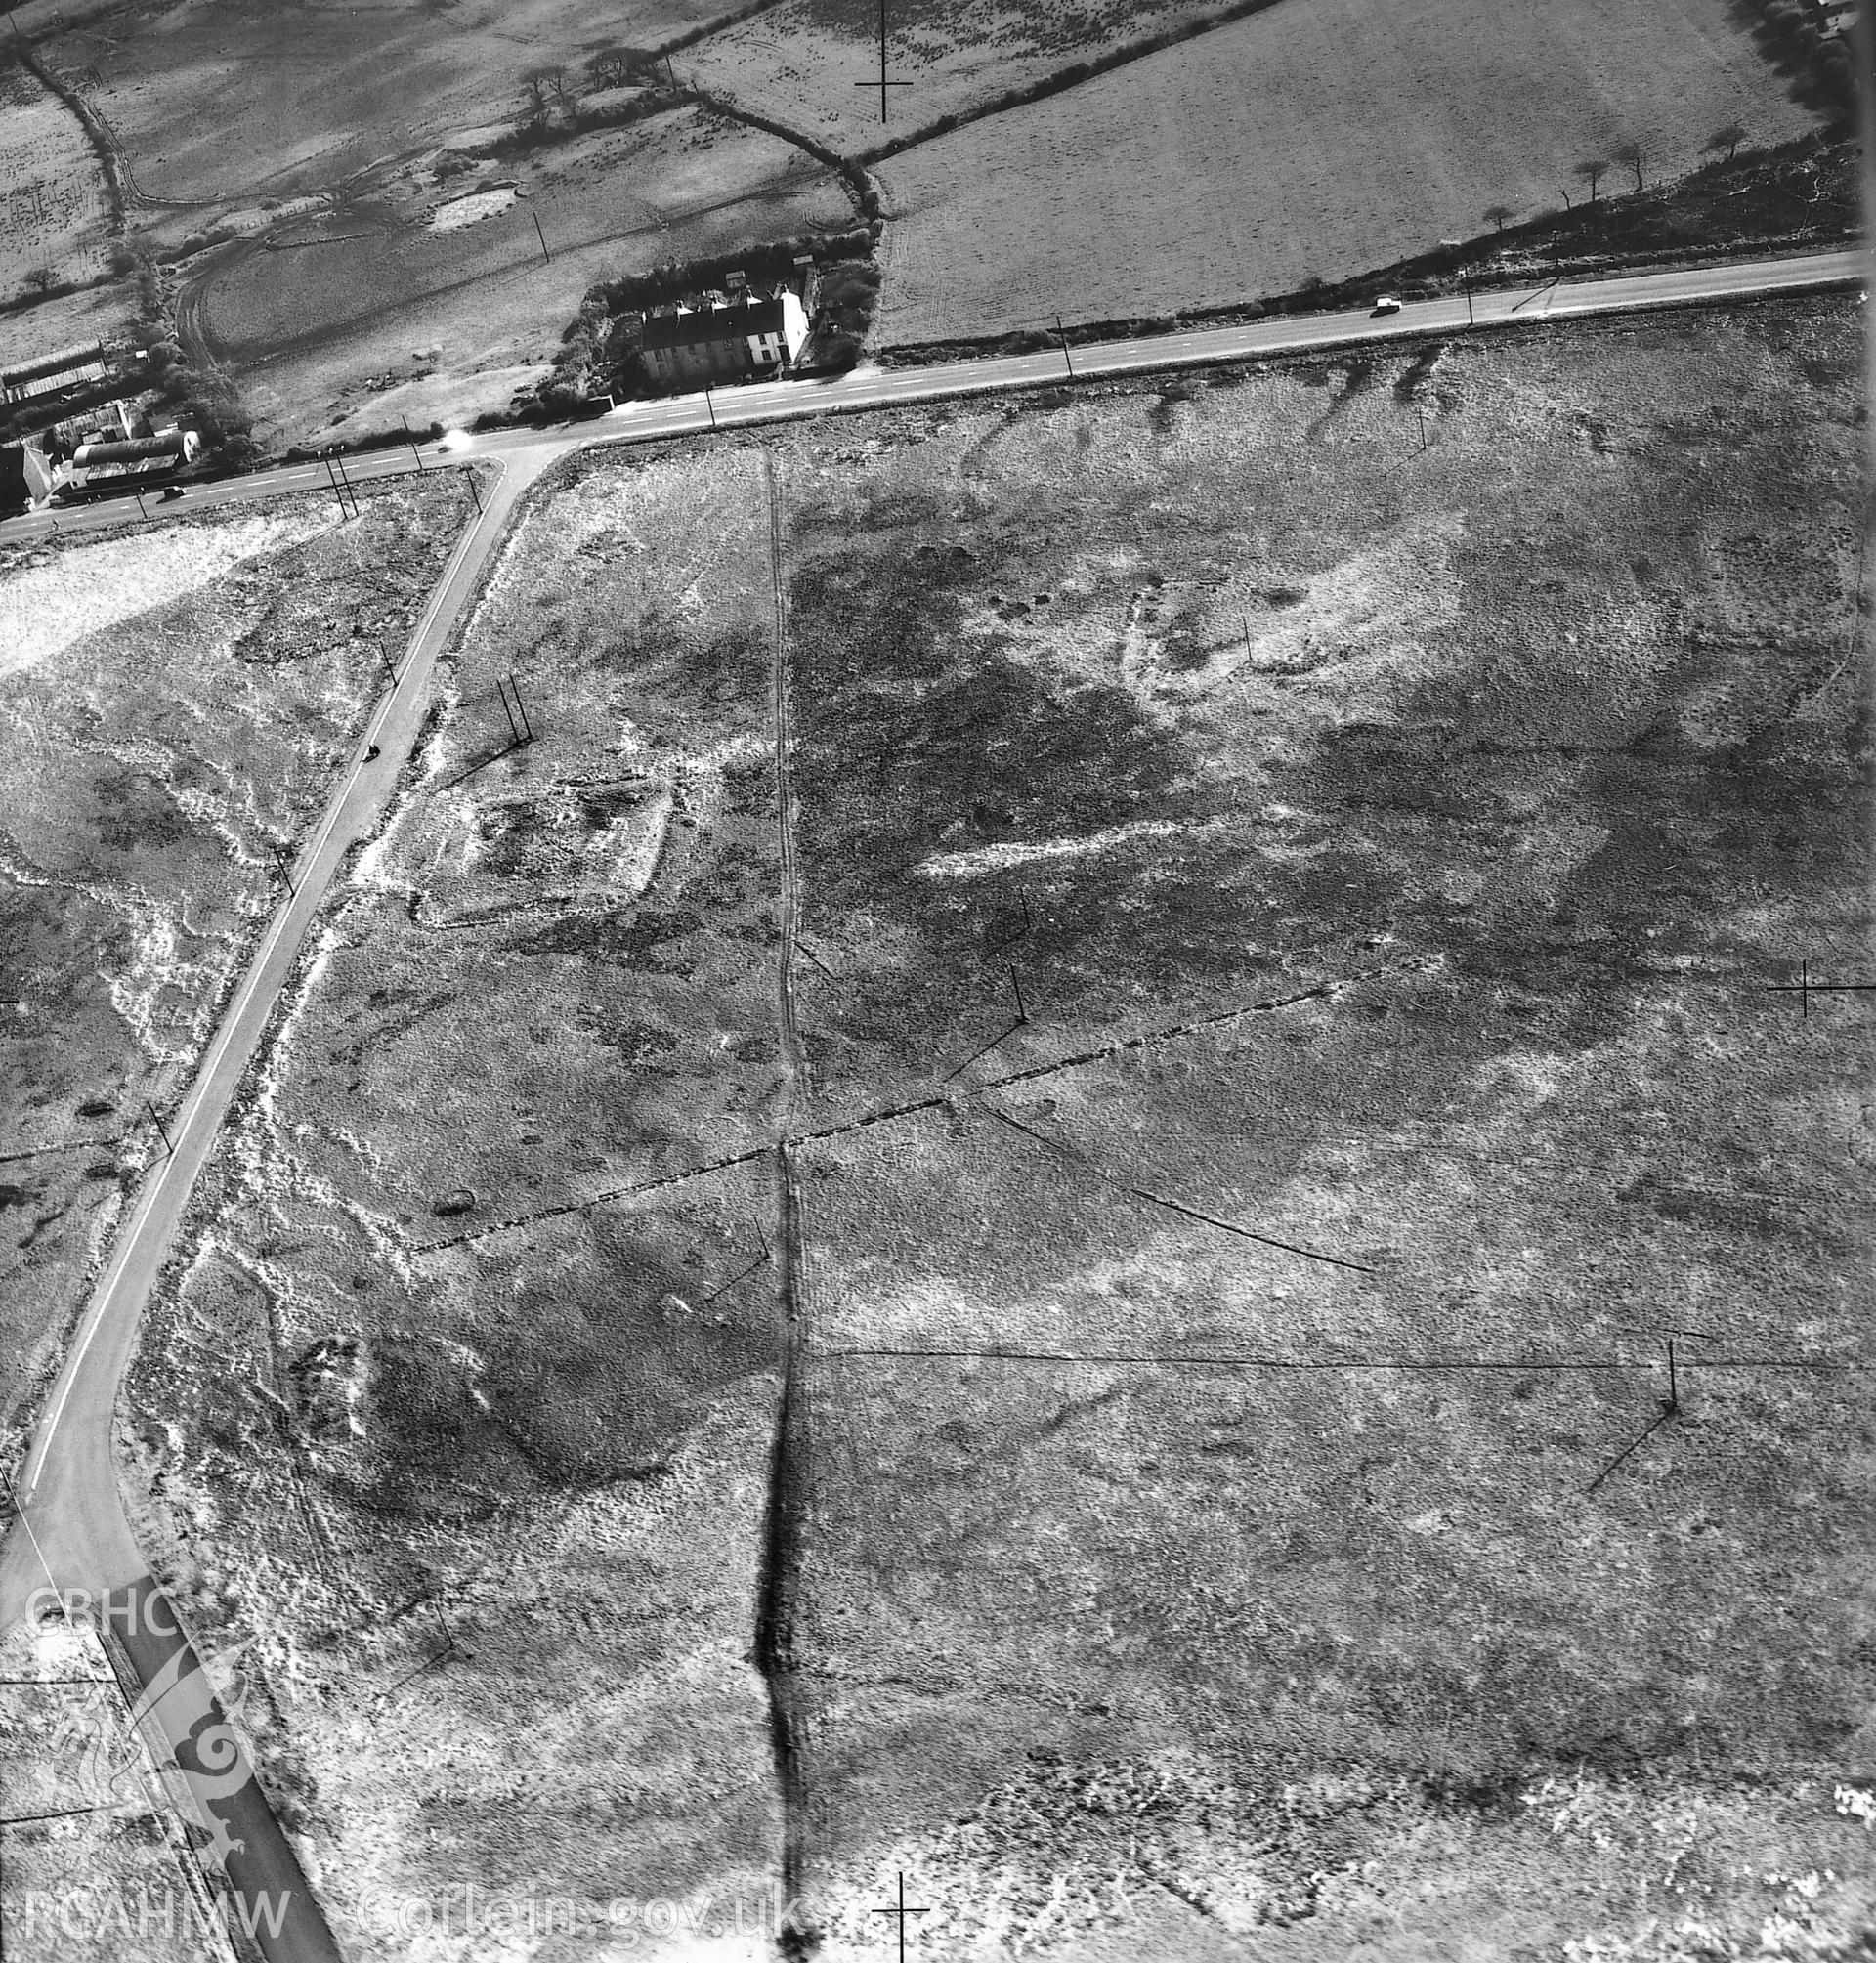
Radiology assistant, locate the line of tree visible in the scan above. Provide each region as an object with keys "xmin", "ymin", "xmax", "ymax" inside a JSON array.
[
  {"xmin": 1539, "ymin": 102, "xmax": 1826, "ymax": 223},
  {"xmin": 1483, "ymin": 120, "xmax": 1758, "ymax": 235},
  {"xmin": 1564, "ymin": 137, "xmax": 1656, "ymax": 207}
]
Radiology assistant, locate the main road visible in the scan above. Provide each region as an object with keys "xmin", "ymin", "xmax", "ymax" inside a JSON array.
[
  {"xmin": 0, "ymin": 244, "xmax": 1861, "ymax": 1960},
  {"xmin": 1, "ymin": 247, "xmax": 1859, "ymax": 549}
]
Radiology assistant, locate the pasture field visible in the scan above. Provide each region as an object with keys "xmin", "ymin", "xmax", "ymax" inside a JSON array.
[
  {"xmin": 0, "ymin": 482, "xmax": 474, "ymax": 1469},
  {"xmin": 123, "ymin": 295, "xmax": 1871, "ymax": 1956},
  {"xmin": 42, "ymin": 0, "xmax": 725, "ymax": 208},
  {"xmin": 191, "ymin": 107, "xmax": 854, "ymax": 448},
  {"xmin": 679, "ymin": 0, "xmax": 1229, "ymax": 153},
  {"xmin": 0, "ymin": 277, "xmax": 132, "ymax": 393},
  {"xmin": 0, "ymin": 61, "xmax": 112, "ymax": 302},
  {"xmin": 873, "ymin": 0, "xmax": 1826, "ymax": 345}
]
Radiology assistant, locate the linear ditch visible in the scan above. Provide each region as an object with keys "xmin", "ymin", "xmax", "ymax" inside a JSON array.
[{"xmin": 753, "ymin": 448, "xmax": 816, "ymax": 1955}]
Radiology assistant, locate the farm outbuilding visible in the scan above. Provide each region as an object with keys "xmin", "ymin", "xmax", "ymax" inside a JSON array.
[
  {"xmin": 2, "ymin": 342, "xmax": 111, "ymax": 405},
  {"xmin": 0, "ymin": 441, "xmax": 53, "ymax": 515},
  {"xmin": 60, "ymin": 425, "xmax": 200, "ymax": 498},
  {"xmin": 70, "ymin": 427, "xmax": 198, "ymax": 470},
  {"xmin": 640, "ymin": 286, "xmax": 809, "ymax": 387}
]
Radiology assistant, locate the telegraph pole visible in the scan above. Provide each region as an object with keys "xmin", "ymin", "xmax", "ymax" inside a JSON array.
[{"xmin": 1438, "ymin": 239, "xmax": 1474, "ymax": 323}]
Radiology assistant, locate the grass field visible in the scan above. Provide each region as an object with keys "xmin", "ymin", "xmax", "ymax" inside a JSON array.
[
  {"xmin": 872, "ymin": 0, "xmax": 1826, "ymax": 345},
  {"xmin": 0, "ymin": 60, "xmax": 112, "ymax": 304},
  {"xmin": 119, "ymin": 294, "xmax": 1872, "ymax": 1956},
  {"xmin": 679, "ymin": 0, "xmax": 1230, "ymax": 153},
  {"xmin": 0, "ymin": 277, "xmax": 132, "ymax": 390},
  {"xmin": 186, "ymin": 107, "xmax": 852, "ymax": 447},
  {"xmin": 0, "ymin": 483, "xmax": 474, "ymax": 1472}
]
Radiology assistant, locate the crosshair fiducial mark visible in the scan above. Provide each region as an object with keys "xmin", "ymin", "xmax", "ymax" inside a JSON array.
[
  {"xmin": 1763, "ymin": 958, "xmax": 1876, "ymax": 1017},
  {"xmin": 854, "ymin": 0, "xmax": 915, "ymax": 121},
  {"xmin": 872, "ymin": 1871, "xmax": 930, "ymax": 1963}
]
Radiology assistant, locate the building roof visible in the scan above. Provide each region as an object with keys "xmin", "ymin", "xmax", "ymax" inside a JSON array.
[
  {"xmin": 74, "ymin": 431, "xmax": 192, "ymax": 465},
  {"xmin": 3, "ymin": 342, "xmax": 107, "ymax": 389},
  {"xmin": 642, "ymin": 297, "xmax": 787, "ymax": 352}
]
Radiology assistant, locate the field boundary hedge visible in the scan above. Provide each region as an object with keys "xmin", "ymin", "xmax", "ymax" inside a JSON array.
[
  {"xmin": 652, "ymin": 0, "xmax": 791, "ymax": 63},
  {"xmin": 681, "ymin": 81, "xmax": 883, "ymax": 224},
  {"xmin": 8, "ymin": 44, "xmax": 125, "ymax": 232},
  {"xmin": 852, "ymin": 0, "xmax": 1288, "ymax": 168}
]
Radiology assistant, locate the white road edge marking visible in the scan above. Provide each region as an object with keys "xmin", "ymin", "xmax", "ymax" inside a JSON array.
[{"xmin": 21, "ymin": 457, "xmax": 512, "ymax": 1499}]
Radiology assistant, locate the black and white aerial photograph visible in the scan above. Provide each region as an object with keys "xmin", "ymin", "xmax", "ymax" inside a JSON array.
[{"xmin": 0, "ymin": 0, "xmax": 1870, "ymax": 1956}]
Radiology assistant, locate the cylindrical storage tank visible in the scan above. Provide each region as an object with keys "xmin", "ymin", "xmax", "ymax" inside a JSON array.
[{"xmin": 72, "ymin": 430, "xmax": 192, "ymax": 467}]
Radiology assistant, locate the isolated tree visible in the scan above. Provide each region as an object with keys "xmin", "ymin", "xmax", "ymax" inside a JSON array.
[
  {"xmin": 1611, "ymin": 140, "xmax": 1645, "ymax": 194},
  {"xmin": 587, "ymin": 46, "xmax": 629, "ymax": 88},
  {"xmin": 1705, "ymin": 121, "xmax": 1748, "ymax": 165},
  {"xmin": 546, "ymin": 67, "xmax": 576, "ymax": 115},
  {"xmin": 22, "ymin": 264, "xmax": 55, "ymax": 294},
  {"xmin": 521, "ymin": 67, "xmax": 558, "ymax": 127},
  {"xmin": 1482, "ymin": 202, "xmax": 1514, "ymax": 234},
  {"xmin": 1572, "ymin": 158, "xmax": 1607, "ymax": 203}
]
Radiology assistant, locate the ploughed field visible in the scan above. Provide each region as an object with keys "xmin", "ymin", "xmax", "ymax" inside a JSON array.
[
  {"xmin": 129, "ymin": 297, "xmax": 1870, "ymax": 1957},
  {"xmin": 873, "ymin": 0, "xmax": 1825, "ymax": 346}
]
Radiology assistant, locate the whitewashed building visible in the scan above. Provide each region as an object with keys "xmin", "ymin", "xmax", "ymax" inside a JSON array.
[{"xmin": 640, "ymin": 286, "xmax": 810, "ymax": 386}]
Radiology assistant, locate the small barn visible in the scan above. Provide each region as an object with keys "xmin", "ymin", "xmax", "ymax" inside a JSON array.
[
  {"xmin": 2, "ymin": 342, "xmax": 111, "ymax": 406},
  {"xmin": 64, "ymin": 425, "xmax": 200, "ymax": 495}
]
